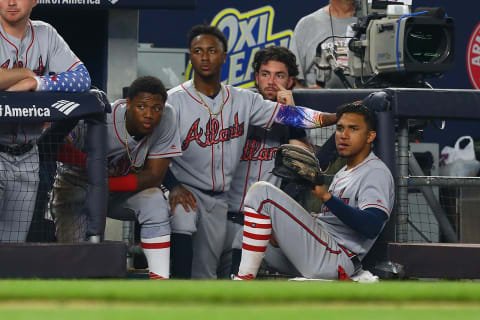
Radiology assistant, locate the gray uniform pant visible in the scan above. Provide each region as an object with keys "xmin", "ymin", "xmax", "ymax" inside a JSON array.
[
  {"xmin": 0, "ymin": 147, "xmax": 40, "ymax": 242},
  {"xmin": 170, "ymin": 186, "xmax": 229, "ymax": 279},
  {"xmin": 52, "ymin": 170, "xmax": 170, "ymax": 242},
  {"xmin": 243, "ymin": 181, "xmax": 357, "ymax": 279}
]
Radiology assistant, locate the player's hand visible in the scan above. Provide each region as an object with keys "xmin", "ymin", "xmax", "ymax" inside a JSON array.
[
  {"xmin": 168, "ymin": 184, "xmax": 197, "ymax": 215},
  {"xmin": 6, "ymin": 77, "xmax": 37, "ymax": 92},
  {"xmin": 311, "ymin": 185, "xmax": 332, "ymax": 202},
  {"xmin": 275, "ymin": 80, "xmax": 295, "ymax": 105}
]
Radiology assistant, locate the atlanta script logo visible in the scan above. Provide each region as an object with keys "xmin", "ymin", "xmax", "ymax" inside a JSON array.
[
  {"xmin": 241, "ymin": 138, "xmax": 277, "ymax": 161},
  {"xmin": 182, "ymin": 113, "xmax": 244, "ymax": 150}
]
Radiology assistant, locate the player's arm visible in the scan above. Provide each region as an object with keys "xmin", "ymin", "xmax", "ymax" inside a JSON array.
[
  {"xmin": 5, "ymin": 64, "xmax": 91, "ymax": 92},
  {"xmin": 0, "ymin": 68, "xmax": 36, "ymax": 91},
  {"xmin": 312, "ymin": 185, "xmax": 388, "ymax": 239},
  {"xmin": 274, "ymin": 104, "xmax": 337, "ymax": 129},
  {"xmin": 34, "ymin": 63, "xmax": 91, "ymax": 92},
  {"xmin": 108, "ymin": 158, "xmax": 171, "ymax": 193},
  {"xmin": 163, "ymin": 168, "xmax": 197, "ymax": 214}
]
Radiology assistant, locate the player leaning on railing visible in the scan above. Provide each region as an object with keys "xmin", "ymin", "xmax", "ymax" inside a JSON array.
[
  {"xmin": 51, "ymin": 76, "xmax": 182, "ymax": 280},
  {"xmin": 0, "ymin": 0, "xmax": 91, "ymax": 242}
]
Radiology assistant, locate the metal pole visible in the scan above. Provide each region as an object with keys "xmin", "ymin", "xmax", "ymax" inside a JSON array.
[{"xmin": 396, "ymin": 119, "xmax": 409, "ymax": 242}]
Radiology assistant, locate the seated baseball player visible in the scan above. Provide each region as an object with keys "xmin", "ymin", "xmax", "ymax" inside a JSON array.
[
  {"xmin": 235, "ymin": 103, "xmax": 394, "ymax": 280},
  {"xmin": 51, "ymin": 76, "xmax": 182, "ymax": 280}
]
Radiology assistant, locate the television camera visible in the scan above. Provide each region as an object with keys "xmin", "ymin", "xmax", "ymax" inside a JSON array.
[{"xmin": 346, "ymin": 0, "xmax": 455, "ymax": 88}]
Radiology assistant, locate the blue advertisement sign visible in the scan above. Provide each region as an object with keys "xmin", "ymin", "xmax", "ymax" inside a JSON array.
[{"xmin": 185, "ymin": 6, "xmax": 292, "ymax": 88}]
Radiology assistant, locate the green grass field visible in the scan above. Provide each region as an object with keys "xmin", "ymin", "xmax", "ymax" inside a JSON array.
[{"xmin": 1, "ymin": 280, "xmax": 480, "ymax": 319}]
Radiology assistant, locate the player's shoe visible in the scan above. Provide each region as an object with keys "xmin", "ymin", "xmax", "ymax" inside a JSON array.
[
  {"xmin": 149, "ymin": 272, "xmax": 167, "ymax": 280},
  {"xmin": 232, "ymin": 274, "xmax": 254, "ymax": 280}
]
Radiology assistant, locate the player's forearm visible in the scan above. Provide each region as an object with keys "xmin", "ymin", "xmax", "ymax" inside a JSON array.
[
  {"xmin": 323, "ymin": 195, "xmax": 388, "ymax": 239},
  {"xmin": 135, "ymin": 169, "xmax": 166, "ymax": 191},
  {"xmin": 274, "ymin": 105, "xmax": 336, "ymax": 129},
  {"xmin": 34, "ymin": 64, "xmax": 91, "ymax": 92},
  {"xmin": 0, "ymin": 68, "xmax": 36, "ymax": 90}
]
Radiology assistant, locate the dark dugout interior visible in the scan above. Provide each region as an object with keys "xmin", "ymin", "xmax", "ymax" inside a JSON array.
[{"xmin": 31, "ymin": 8, "xmax": 109, "ymax": 91}]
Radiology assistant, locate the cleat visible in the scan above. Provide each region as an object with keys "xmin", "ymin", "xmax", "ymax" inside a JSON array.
[
  {"xmin": 149, "ymin": 272, "xmax": 167, "ymax": 280},
  {"xmin": 233, "ymin": 274, "xmax": 254, "ymax": 280}
]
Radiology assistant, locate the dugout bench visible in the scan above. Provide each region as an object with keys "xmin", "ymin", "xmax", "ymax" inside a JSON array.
[{"xmin": 293, "ymin": 88, "xmax": 480, "ymax": 279}]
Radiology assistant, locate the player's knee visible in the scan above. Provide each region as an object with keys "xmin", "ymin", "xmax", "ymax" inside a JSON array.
[
  {"xmin": 244, "ymin": 181, "xmax": 279, "ymax": 209},
  {"xmin": 170, "ymin": 208, "xmax": 197, "ymax": 235},
  {"xmin": 136, "ymin": 188, "xmax": 170, "ymax": 224}
]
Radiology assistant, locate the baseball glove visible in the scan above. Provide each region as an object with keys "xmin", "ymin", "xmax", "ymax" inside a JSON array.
[{"xmin": 273, "ymin": 144, "xmax": 325, "ymax": 186}]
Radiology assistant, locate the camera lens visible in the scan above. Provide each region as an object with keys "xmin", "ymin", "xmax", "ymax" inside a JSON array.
[{"xmin": 405, "ymin": 25, "xmax": 450, "ymax": 64}]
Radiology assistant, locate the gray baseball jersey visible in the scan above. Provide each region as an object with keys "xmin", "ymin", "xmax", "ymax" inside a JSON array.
[
  {"xmin": 167, "ymin": 80, "xmax": 283, "ymax": 278},
  {"xmin": 242, "ymin": 152, "xmax": 394, "ymax": 279},
  {"xmin": 317, "ymin": 151, "xmax": 395, "ymax": 259},
  {"xmin": 53, "ymin": 99, "xmax": 182, "ymax": 241},
  {"xmin": 167, "ymin": 80, "xmax": 281, "ymax": 192},
  {"xmin": 290, "ymin": 8, "xmax": 356, "ymax": 88},
  {"xmin": 0, "ymin": 20, "xmax": 83, "ymax": 242}
]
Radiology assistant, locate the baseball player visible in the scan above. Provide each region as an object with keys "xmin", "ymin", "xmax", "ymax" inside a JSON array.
[
  {"xmin": 51, "ymin": 76, "xmax": 181, "ymax": 280},
  {"xmin": 164, "ymin": 25, "xmax": 337, "ymax": 279},
  {"xmin": 221, "ymin": 46, "xmax": 311, "ymax": 278},
  {"xmin": 0, "ymin": 0, "xmax": 91, "ymax": 242},
  {"xmin": 235, "ymin": 103, "xmax": 394, "ymax": 280}
]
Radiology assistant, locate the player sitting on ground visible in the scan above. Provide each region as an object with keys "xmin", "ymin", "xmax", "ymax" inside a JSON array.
[
  {"xmin": 51, "ymin": 76, "xmax": 181, "ymax": 280},
  {"xmin": 235, "ymin": 103, "xmax": 394, "ymax": 280}
]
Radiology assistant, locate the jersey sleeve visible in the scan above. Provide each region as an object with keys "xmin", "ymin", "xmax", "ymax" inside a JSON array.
[
  {"xmin": 247, "ymin": 91, "xmax": 281, "ymax": 129},
  {"xmin": 357, "ymin": 168, "xmax": 394, "ymax": 216},
  {"xmin": 147, "ymin": 103, "xmax": 182, "ymax": 159},
  {"xmin": 46, "ymin": 24, "xmax": 83, "ymax": 73}
]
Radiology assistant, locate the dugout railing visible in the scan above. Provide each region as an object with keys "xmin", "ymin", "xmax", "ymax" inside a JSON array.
[
  {"xmin": 0, "ymin": 90, "xmax": 126, "ymax": 278},
  {"xmin": 293, "ymin": 88, "xmax": 480, "ymax": 279}
]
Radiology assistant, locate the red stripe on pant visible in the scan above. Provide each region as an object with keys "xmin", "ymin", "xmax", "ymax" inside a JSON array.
[{"xmin": 141, "ymin": 242, "xmax": 170, "ymax": 249}]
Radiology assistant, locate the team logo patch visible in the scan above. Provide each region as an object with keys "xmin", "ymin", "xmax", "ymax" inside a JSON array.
[{"xmin": 466, "ymin": 22, "xmax": 480, "ymax": 89}]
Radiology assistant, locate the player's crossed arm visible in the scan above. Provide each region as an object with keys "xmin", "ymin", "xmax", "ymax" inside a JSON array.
[{"xmin": 0, "ymin": 68, "xmax": 36, "ymax": 91}]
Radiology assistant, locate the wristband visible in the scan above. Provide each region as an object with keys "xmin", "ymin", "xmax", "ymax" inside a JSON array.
[{"xmin": 109, "ymin": 174, "xmax": 138, "ymax": 192}]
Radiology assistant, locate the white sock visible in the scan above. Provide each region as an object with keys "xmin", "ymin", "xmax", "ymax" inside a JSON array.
[
  {"xmin": 237, "ymin": 207, "xmax": 271, "ymax": 279},
  {"xmin": 141, "ymin": 234, "xmax": 170, "ymax": 280}
]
